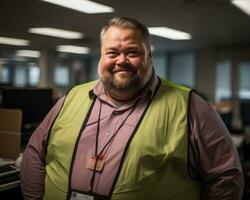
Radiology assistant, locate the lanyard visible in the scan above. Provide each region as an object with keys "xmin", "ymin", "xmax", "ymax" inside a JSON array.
[{"xmin": 88, "ymin": 99, "xmax": 139, "ymax": 192}]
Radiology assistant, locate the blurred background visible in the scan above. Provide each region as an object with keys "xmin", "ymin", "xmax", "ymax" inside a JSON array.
[{"xmin": 0, "ymin": 0, "xmax": 250, "ymax": 199}]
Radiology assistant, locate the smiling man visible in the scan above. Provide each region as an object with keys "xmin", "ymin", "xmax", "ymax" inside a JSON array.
[
  {"xmin": 98, "ymin": 21, "xmax": 153, "ymax": 102},
  {"xmin": 21, "ymin": 17, "xmax": 243, "ymax": 200}
]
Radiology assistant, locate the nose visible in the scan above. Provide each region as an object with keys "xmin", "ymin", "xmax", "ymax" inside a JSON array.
[{"xmin": 116, "ymin": 53, "xmax": 128, "ymax": 65}]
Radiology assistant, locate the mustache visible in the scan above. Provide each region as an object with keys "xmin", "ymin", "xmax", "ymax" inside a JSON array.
[{"xmin": 111, "ymin": 64, "xmax": 135, "ymax": 73}]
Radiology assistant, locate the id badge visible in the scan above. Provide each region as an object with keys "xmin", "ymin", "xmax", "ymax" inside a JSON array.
[
  {"xmin": 86, "ymin": 157, "xmax": 105, "ymax": 172},
  {"xmin": 70, "ymin": 192, "xmax": 94, "ymax": 200}
]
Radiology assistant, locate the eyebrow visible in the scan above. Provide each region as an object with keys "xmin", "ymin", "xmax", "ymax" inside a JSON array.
[{"xmin": 104, "ymin": 46, "xmax": 141, "ymax": 51}]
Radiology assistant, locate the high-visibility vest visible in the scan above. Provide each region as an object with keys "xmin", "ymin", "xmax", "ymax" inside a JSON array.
[{"xmin": 44, "ymin": 79, "xmax": 200, "ymax": 200}]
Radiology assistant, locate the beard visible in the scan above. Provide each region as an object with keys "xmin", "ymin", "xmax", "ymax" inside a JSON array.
[
  {"xmin": 100, "ymin": 71, "xmax": 143, "ymax": 94},
  {"xmin": 98, "ymin": 62, "xmax": 153, "ymax": 100}
]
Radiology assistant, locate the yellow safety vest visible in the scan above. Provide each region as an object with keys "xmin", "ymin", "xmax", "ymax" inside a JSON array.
[{"xmin": 44, "ymin": 79, "xmax": 200, "ymax": 200}]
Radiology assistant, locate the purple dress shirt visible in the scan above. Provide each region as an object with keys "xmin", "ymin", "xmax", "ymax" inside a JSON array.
[{"xmin": 20, "ymin": 76, "xmax": 244, "ymax": 200}]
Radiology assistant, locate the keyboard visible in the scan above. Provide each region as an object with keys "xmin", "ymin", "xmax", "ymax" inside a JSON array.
[
  {"xmin": 0, "ymin": 174, "xmax": 19, "ymax": 185},
  {"xmin": 0, "ymin": 165, "xmax": 20, "ymax": 178}
]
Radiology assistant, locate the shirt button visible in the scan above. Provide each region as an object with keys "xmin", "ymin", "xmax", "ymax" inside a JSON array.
[{"xmin": 113, "ymin": 111, "xmax": 119, "ymax": 115}]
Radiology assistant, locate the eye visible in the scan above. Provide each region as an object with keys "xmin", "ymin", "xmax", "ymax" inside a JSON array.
[
  {"xmin": 127, "ymin": 50, "xmax": 141, "ymax": 58},
  {"xmin": 106, "ymin": 51, "xmax": 118, "ymax": 58}
]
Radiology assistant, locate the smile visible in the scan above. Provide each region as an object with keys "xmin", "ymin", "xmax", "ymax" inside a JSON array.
[
  {"xmin": 113, "ymin": 70, "xmax": 135, "ymax": 77},
  {"xmin": 114, "ymin": 70, "xmax": 134, "ymax": 74},
  {"xmin": 112, "ymin": 68, "xmax": 135, "ymax": 73}
]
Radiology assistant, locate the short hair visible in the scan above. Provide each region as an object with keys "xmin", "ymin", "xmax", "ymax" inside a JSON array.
[{"xmin": 100, "ymin": 16, "xmax": 151, "ymax": 49}]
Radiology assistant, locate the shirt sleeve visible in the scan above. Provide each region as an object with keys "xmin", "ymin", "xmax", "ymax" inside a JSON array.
[
  {"xmin": 189, "ymin": 92, "xmax": 244, "ymax": 200},
  {"xmin": 20, "ymin": 97, "xmax": 64, "ymax": 200}
]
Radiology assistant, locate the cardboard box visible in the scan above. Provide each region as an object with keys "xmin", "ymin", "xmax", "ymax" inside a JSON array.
[{"xmin": 0, "ymin": 108, "xmax": 22, "ymax": 160}]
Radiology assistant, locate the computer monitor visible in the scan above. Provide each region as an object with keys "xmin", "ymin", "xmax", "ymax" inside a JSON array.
[
  {"xmin": 0, "ymin": 87, "xmax": 53, "ymax": 127},
  {"xmin": 240, "ymin": 99, "xmax": 250, "ymax": 127}
]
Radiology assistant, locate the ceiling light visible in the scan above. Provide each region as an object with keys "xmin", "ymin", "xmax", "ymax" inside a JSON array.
[
  {"xmin": 148, "ymin": 27, "xmax": 192, "ymax": 40},
  {"xmin": 28, "ymin": 27, "xmax": 83, "ymax": 39},
  {"xmin": 0, "ymin": 37, "xmax": 29, "ymax": 46},
  {"xmin": 16, "ymin": 50, "xmax": 41, "ymax": 58},
  {"xmin": 231, "ymin": 0, "xmax": 250, "ymax": 16},
  {"xmin": 57, "ymin": 45, "xmax": 90, "ymax": 54},
  {"xmin": 41, "ymin": 0, "xmax": 114, "ymax": 14}
]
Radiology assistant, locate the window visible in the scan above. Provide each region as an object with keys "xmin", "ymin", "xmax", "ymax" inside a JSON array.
[
  {"xmin": 169, "ymin": 52, "xmax": 196, "ymax": 88},
  {"xmin": 54, "ymin": 65, "xmax": 70, "ymax": 86},
  {"xmin": 14, "ymin": 65, "xmax": 27, "ymax": 86},
  {"xmin": 215, "ymin": 60, "xmax": 232, "ymax": 102},
  {"xmin": 238, "ymin": 62, "xmax": 250, "ymax": 99},
  {"xmin": 1, "ymin": 64, "xmax": 10, "ymax": 83},
  {"xmin": 153, "ymin": 53, "xmax": 167, "ymax": 79},
  {"xmin": 28, "ymin": 63, "xmax": 40, "ymax": 86},
  {"xmin": 89, "ymin": 57, "xmax": 99, "ymax": 81}
]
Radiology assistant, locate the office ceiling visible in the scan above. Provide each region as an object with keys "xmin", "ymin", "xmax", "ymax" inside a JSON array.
[{"xmin": 1, "ymin": 0, "xmax": 250, "ymax": 57}]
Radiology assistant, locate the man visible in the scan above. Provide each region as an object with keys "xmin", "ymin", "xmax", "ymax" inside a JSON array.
[{"xmin": 21, "ymin": 17, "xmax": 243, "ymax": 200}]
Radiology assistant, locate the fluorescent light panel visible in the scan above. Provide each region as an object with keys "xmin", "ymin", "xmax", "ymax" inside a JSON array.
[
  {"xmin": 41, "ymin": 0, "xmax": 114, "ymax": 14},
  {"xmin": 28, "ymin": 27, "xmax": 83, "ymax": 39},
  {"xmin": 231, "ymin": 0, "xmax": 250, "ymax": 16},
  {"xmin": 16, "ymin": 50, "xmax": 41, "ymax": 58},
  {"xmin": 57, "ymin": 45, "xmax": 90, "ymax": 54},
  {"xmin": 0, "ymin": 37, "xmax": 29, "ymax": 46},
  {"xmin": 148, "ymin": 27, "xmax": 191, "ymax": 40}
]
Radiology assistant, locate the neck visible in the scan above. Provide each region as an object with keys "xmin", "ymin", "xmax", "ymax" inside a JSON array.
[{"xmin": 105, "ymin": 88, "xmax": 139, "ymax": 104}]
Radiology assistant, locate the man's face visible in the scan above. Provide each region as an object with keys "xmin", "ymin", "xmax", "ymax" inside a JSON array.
[{"xmin": 98, "ymin": 26, "xmax": 153, "ymax": 98}]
